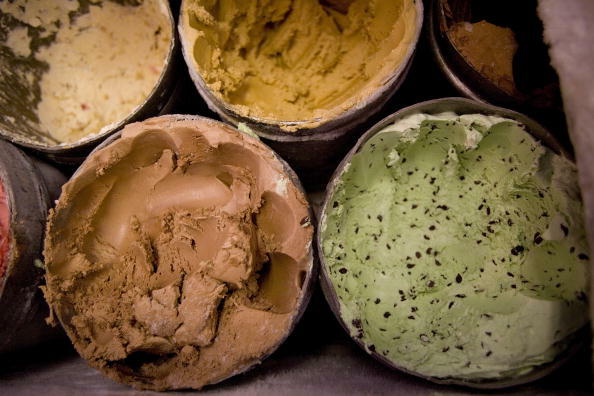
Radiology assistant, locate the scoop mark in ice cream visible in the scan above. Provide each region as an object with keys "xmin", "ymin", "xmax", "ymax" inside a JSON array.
[
  {"xmin": 182, "ymin": 0, "xmax": 417, "ymax": 127},
  {"xmin": 321, "ymin": 113, "xmax": 589, "ymax": 382},
  {"xmin": 43, "ymin": 117, "xmax": 313, "ymax": 390}
]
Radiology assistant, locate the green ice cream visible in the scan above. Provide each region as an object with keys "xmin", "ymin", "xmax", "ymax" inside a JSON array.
[{"xmin": 321, "ymin": 113, "xmax": 590, "ymax": 382}]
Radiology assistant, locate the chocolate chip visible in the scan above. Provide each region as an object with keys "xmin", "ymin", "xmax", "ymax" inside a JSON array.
[
  {"xmin": 510, "ymin": 245, "xmax": 524, "ymax": 256},
  {"xmin": 560, "ymin": 224, "xmax": 569, "ymax": 236}
]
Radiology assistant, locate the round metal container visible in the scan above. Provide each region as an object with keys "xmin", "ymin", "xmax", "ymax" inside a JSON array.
[
  {"xmin": 0, "ymin": 0, "xmax": 179, "ymax": 165},
  {"xmin": 178, "ymin": 1, "xmax": 424, "ymax": 177},
  {"xmin": 45, "ymin": 114, "xmax": 318, "ymax": 389},
  {"xmin": 0, "ymin": 139, "xmax": 67, "ymax": 353},
  {"xmin": 317, "ymin": 97, "xmax": 584, "ymax": 389},
  {"xmin": 429, "ymin": 0, "xmax": 496, "ymax": 104},
  {"xmin": 428, "ymin": 0, "xmax": 567, "ymax": 138}
]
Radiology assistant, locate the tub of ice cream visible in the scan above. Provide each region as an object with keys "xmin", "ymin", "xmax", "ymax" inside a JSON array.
[
  {"xmin": 318, "ymin": 97, "xmax": 590, "ymax": 388},
  {"xmin": 0, "ymin": 139, "xmax": 66, "ymax": 353},
  {"xmin": 0, "ymin": 0, "xmax": 177, "ymax": 164},
  {"xmin": 43, "ymin": 114, "xmax": 316, "ymax": 390},
  {"xmin": 178, "ymin": 0, "xmax": 424, "ymax": 180},
  {"xmin": 428, "ymin": 0, "xmax": 565, "ymax": 134}
]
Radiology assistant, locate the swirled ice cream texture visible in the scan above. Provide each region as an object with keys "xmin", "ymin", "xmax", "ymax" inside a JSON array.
[
  {"xmin": 321, "ymin": 113, "xmax": 590, "ymax": 382},
  {"xmin": 181, "ymin": 0, "xmax": 417, "ymax": 127},
  {"xmin": 43, "ymin": 116, "xmax": 313, "ymax": 390}
]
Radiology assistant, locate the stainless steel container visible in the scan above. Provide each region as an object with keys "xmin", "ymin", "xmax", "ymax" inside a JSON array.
[
  {"xmin": 178, "ymin": 0, "xmax": 424, "ymax": 179},
  {"xmin": 45, "ymin": 114, "xmax": 318, "ymax": 389},
  {"xmin": 0, "ymin": 139, "xmax": 67, "ymax": 353},
  {"xmin": 428, "ymin": 0, "xmax": 566, "ymax": 138},
  {"xmin": 317, "ymin": 97, "xmax": 585, "ymax": 389},
  {"xmin": 0, "ymin": 0, "xmax": 179, "ymax": 165}
]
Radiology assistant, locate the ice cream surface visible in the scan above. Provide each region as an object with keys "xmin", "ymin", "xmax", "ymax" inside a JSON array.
[
  {"xmin": 0, "ymin": 179, "xmax": 9, "ymax": 284},
  {"xmin": 181, "ymin": 0, "xmax": 417, "ymax": 128},
  {"xmin": 43, "ymin": 116, "xmax": 313, "ymax": 390},
  {"xmin": 0, "ymin": 0, "xmax": 172, "ymax": 144},
  {"xmin": 321, "ymin": 113, "xmax": 589, "ymax": 382},
  {"xmin": 448, "ymin": 21, "xmax": 518, "ymax": 95}
]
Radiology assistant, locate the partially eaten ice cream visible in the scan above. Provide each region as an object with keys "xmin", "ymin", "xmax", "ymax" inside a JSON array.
[
  {"xmin": 0, "ymin": 0, "xmax": 172, "ymax": 144},
  {"xmin": 181, "ymin": 0, "xmax": 418, "ymax": 127},
  {"xmin": 43, "ymin": 116, "xmax": 314, "ymax": 390},
  {"xmin": 321, "ymin": 112, "xmax": 589, "ymax": 383}
]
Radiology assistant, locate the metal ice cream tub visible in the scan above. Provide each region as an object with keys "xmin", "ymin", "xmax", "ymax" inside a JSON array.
[
  {"xmin": 0, "ymin": 139, "xmax": 67, "ymax": 353},
  {"xmin": 178, "ymin": 0, "xmax": 424, "ymax": 183},
  {"xmin": 317, "ymin": 97, "xmax": 587, "ymax": 389},
  {"xmin": 0, "ymin": 0, "xmax": 178, "ymax": 164}
]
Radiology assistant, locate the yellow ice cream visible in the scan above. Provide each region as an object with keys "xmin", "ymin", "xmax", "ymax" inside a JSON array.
[{"xmin": 181, "ymin": 0, "xmax": 418, "ymax": 128}]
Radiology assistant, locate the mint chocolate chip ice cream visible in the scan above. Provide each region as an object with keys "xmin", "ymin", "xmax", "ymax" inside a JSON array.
[{"xmin": 320, "ymin": 112, "xmax": 589, "ymax": 383}]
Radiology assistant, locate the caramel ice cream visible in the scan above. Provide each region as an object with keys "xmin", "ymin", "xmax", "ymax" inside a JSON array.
[
  {"xmin": 180, "ymin": 0, "xmax": 418, "ymax": 128},
  {"xmin": 0, "ymin": 0, "xmax": 172, "ymax": 144},
  {"xmin": 448, "ymin": 21, "xmax": 518, "ymax": 95},
  {"xmin": 43, "ymin": 116, "xmax": 314, "ymax": 390}
]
